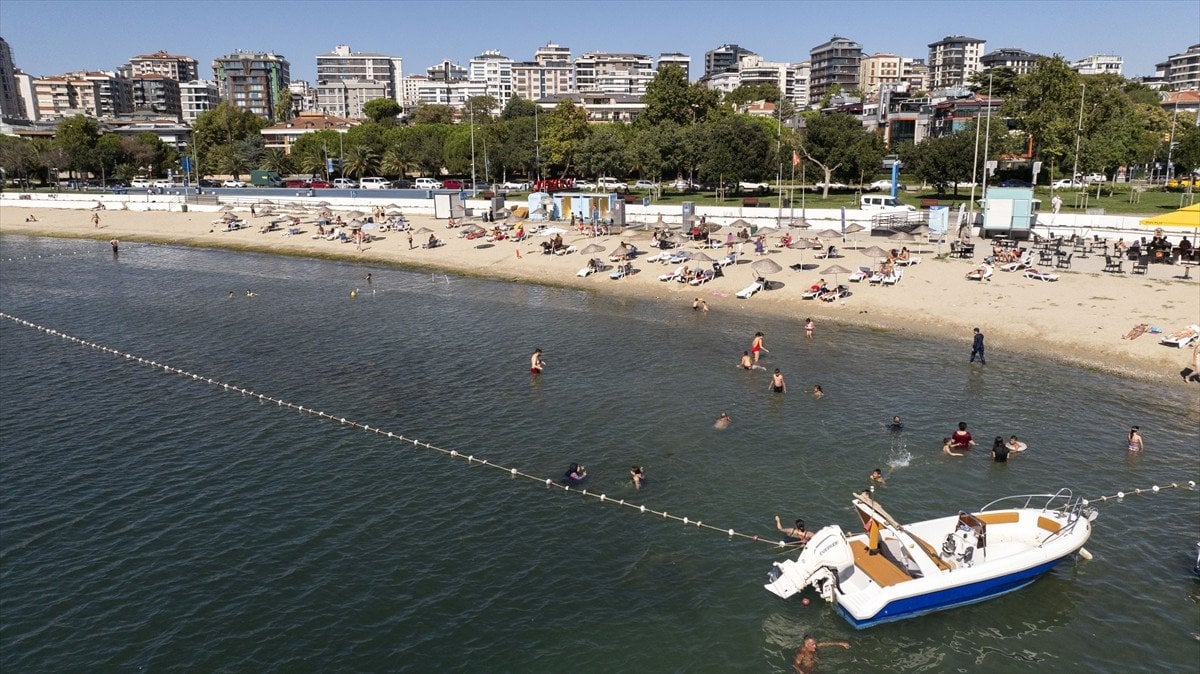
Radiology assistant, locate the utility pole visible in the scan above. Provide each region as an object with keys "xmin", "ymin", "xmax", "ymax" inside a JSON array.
[{"xmin": 1070, "ymin": 82, "xmax": 1086, "ymax": 187}]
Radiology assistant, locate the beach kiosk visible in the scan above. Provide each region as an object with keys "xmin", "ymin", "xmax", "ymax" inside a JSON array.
[
  {"xmin": 980, "ymin": 187, "xmax": 1040, "ymax": 240},
  {"xmin": 551, "ymin": 192, "xmax": 618, "ymax": 224}
]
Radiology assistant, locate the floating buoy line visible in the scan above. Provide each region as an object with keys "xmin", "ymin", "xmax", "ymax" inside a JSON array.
[
  {"xmin": 0, "ymin": 312, "xmax": 786, "ymax": 548},
  {"xmin": 0, "ymin": 246, "xmax": 110, "ymax": 262},
  {"xmin": 1081, "ymin": 481, "xmax": 1196, "ymax": 505}
]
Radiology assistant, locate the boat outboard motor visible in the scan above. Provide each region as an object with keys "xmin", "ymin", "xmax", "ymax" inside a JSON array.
[{"xmin": 765, "ymin": 526, "xmax": 853, "ymax": 600}]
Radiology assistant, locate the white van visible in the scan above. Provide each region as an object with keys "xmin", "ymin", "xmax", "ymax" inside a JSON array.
[
  {"xmin": 415, "ymin": 178, "xmax": 443, "ymax": 190},
  {"xmin": 359, "ymin": 177, "xmax": 390, "ymax": 189},
  {"xmin": 597, "ymin": 177, "xmax": 624, "ymax": 190},
  {"xmin": 332, "ymin": 178, "xmax": 356, "ymax": 189},
  {"xmin": 860, "ymin": 195, "xmax": 916, "ymax": 212}
]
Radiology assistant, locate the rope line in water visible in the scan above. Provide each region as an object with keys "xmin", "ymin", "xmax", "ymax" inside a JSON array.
[
  {"xmin": 0, "ymin": 248, "xmax": 107, "ymax": 262},
  {"xmin": 0, "ymin": 312, "xmax": 788, "ymax": 548},
  {"xmin": 1081, "ymin": 481, "xmax": 1196, "ymax": 505}
]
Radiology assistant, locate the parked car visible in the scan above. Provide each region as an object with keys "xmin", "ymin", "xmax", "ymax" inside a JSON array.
[
  {"xmin": 812, "ymin": 181, "xmax": 849, "ymax": 192},
  {"xmin": 391, "ymin": 179, "xmax": 414, "ymax": 189},
  {"xmin": 414, "ymin": 177, "xmax": 443, "ymax": 190},
  {"xmin": 309, "ymin": 179, "xmax": 332, "ymax": 188},
  {"xmin": 597, "ymin": 177, "xmax": 624, "ymax": 190},
  {"xmin": 669, "ymin": 178, "xmax": 698, "ymax": 191},
  {"xmin": 632, "ymin": 180, "xmax": 656, "ymax": 190},
  {"xmin": 739, "ymin": 180, "xmax": 769, "ymax": 191},
  {"xmin": 442, "ymin": 179, "xmax": 464, "ymax": 190},
  {"xmin": 1051, "ymin": 179, "xmax": 1081, "ymax": 190},
  {"xmin": 285, "ymin": 178, "xmax": 311, "ymax": 188},
  {"xmin": 221, "ymin": 179, "xmax": 247, "ymax": 188},
  {"xmin": 198, "ymin": 178, "xmax": 220, "ymax": 188},
  {"xmin": 499, "ymin": 180, "xmax": 529, "ymax": 190},
  {"xmin": 1083, "ymin": 172, "xmax": 1107, "ymax": 183},
  {"xmin": 130, "ymin": 177, "xmax": 152, "ymax": 189},
  {"xmin": 359, "ymin": 177, "xmax": 391, "ymax": 189},
  {"xmin": 573, "ymin": 180, "xmax": 597, "ymax": 190},
  {"xmin": 868, "ymin": 179, "xmax": 896, "ymax": 191},
  {"xmin": 332, "ymin": 178, "xmax": 356, "ymax": 189}
]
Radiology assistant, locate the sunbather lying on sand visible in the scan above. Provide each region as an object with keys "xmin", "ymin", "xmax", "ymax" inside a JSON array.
[{"xmin": 1122, "ymin": 323, "xmax": 1149, "ymax": 340}]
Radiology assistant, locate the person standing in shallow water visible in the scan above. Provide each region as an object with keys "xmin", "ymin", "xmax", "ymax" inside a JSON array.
[
  {"xmin": 970, "ymin": 327, "xmax": 986, "ymax": 365},
  {"xmin": 530, "ymin": 348, "xmax": 545, "ymax": 374},
  {"xmin": 769, "ymin": 369, "xmax": 787, "ymax": 393},
  {"xmin": 1127, "ymin": 426, "xmax": 1143, "ymax": 452},
  {"xmin": 751, "ymin": 331, "xmax": 768, "ymax": 364}
]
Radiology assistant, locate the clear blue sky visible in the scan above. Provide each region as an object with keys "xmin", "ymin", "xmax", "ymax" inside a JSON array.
[{"xmin": 2, "ymin": 0, "xmax": 1196, "ymax": 81}]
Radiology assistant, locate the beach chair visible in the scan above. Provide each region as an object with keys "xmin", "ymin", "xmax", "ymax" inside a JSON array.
[
  {"xmin": 667, "ymin": 251, "xmax": 690, "ymax": 265},
  {"xmin": 1023, "ymin": 268, "xmax": 1059, "ymax": 281},
  {"xmin": 1131, "ymin": 256, "xmax": 1149, "ymax": 275},
  {"xmin": 736, "ymin": 279, "xmax": 765, "ymax": 299},
  {"xmin": 659, "ymin": 265, "xmax": 685, "ymax": 282},
  {"xmin": 716, "ymin": 253, "xmax": 737, "ymax": 268},
  {"xmin": 689, "ymin": 269, "xmax": 715, "ymax": 286},
  {"xmin": 577, "ymin": 259, "xmax": 604, "ymax": 277},
  {"xmin": 848, "ymin": 266, "xmax": 872, "ymax": 282},
  {"xmin": 1055, "ymin": 253, "xmax": 1072, "ymax": 270},
  {"xmin": 1000, "ymin": 252, "xmax": 1032, "ymax": 272},
  {"xmin": 819, "ymin": 285, "xmax": 852, "ymax": 302},
  {"xmin": 882, "ymin": 268, "xmax": 903, "ymax": 286},
  {"xmin": 1160, "ymin": 325, "xmax": 1200, "ymax": 348},
  {"xmin": 610, "ymin": 264, "xmax": 633, "ymax": 280},
  {"xmin": 895, "ymin": 256, "xmax": 921, "ymax": 266},
  {"xmin": 1103, "ymin": 255, "xmax": 1124, "ymax": 273}
]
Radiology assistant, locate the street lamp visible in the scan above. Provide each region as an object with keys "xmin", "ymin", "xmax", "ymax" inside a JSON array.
[
  {"xmin": 1070, "ymin": 82, "xmax": 1085, "ymax": 187},
  {"xmin": 470, "ymin": 103, "xmax": 477, "ymax": 196}
]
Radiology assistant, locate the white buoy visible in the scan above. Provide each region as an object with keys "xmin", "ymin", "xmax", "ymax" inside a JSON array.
[
  {"xmin": 1078, "ymin": 547, "xmax": 1093, "ymax": 560},
  {"xmin": 1117, "ymin": 491, "xmax": 1125, "ymax": 498}
]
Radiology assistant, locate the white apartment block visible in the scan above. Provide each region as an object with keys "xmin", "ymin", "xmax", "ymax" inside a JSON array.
[
  {"xmin": 33, "ymin": 71, "xmax": 131, "ymax": 119},
  {"xmin": 574, "ymin": 52, "xmax": 654, "ymax": 95},
  {"xmin": 315, "ymin": 45, "xmax": 402, "ymax": 116},
  {"xmin": 129, "ymin": 50, "xmax": 199, "ymax": 82},
  {"xmin": 180, "ymin": 79, "xmax": 219, "ymax": 122},
  {"xmin": 534, "ymin": 43, "xmax": 571, "ymax": 66},
  {"xmin": 288, "ymin": 80, "xmax": 317, "ymax": 113},
  {"xmin": 468, "ymin": 50, "xmax": 514, "ymax": 109},
  {"xmin": 927, "ymin": 35, "xmax": 985, "ymax": 90},
  {"xmin": 1071, "ymin": 54, "xmax": 1123, "ymax": 76},
  {"xmin": 408, "ymin": 77, "xmax": 486, "ymax": 108},
  {"xmin": 15, "ymin": 71, "xmax": 37, "ymax": 120},
  {"xmin": 981, "ymin": 48, "xmax": 1040, "ymax": 75},
  {"xmin": 512, "ymin": 61, "xmax": 574, "ymax": 102},
  {"xmin": 657, "ymin": 52, "xmax": 691, "ymax": 80},
  {"xmin": 701, "ymin": 55, "xmax": 809, "ymax": 110}
]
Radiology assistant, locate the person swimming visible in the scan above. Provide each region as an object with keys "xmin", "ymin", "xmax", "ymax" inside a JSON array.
[
  {"xmin": 714, "ymin": 412, "xmax": 732, "ymax": 429},
  {"xmin": 630, "ymin": 465, "xmax": 644, "ymax": 489},
  {"xmin": 889, "ymin": 415, "xmax": 904, "ymax": 432},
  {"xmin": 811, "ymin": 384, "xmax": 823, "ymax": 399},
  {"xmin": 739, "ymin": 351, "xmax": 754, "ymax": 370},
  {"xmin": 774, "ymin": 516, "xmax": 814, "ymax": 545},
  {"xmin": 870, "ymin": 468, "xmax": 886, "ymax": 484},
  {"xmin": 1006, "ymin": 435, "xmax": 1027, "ymax": 453},
  {"xmin": 563, "ymin": 462, "xmax": 587, "ymax": 485}
]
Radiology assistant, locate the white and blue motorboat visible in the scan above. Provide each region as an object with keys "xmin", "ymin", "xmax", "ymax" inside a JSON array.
[{"xmin": 764, "ymin": 490, "xmax": 1096, "ymax": 628}]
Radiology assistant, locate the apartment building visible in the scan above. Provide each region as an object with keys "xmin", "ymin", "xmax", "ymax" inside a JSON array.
[
  {"xmin": 657, "ymin": 52, "xmax": 691, "ymax": 80},
  {"xmin": 261, "ymin": 110, "xmax": 357, "ymax": 153},
  {"xmin": 535, "ymin": 92, "xmax": 645, "ymax": 123},
  {"xmin": 809, "ymin": 36, "xmax": 862, "ymax": 101},
  {"xmin": 128, "ymin": 50, "xmax": 199, "ymax": 82},
  {"xmin": 469, "ymin": 50, "xmax": 514, "ymax": 109},
  {"xmin": 981, "ymin": 48, "xmax": 1040, "ymax": 75},
  {"xmin": 212, "ymin": 51, "xmax": 290, "ymax": 120},
  {"xmin": 1071, "ymin": 54, "xmax": 1123, "ymax": 76},
  {"xmin": 704, "ymin": 44, "xmax": 756, "ymax": 79},
  {"xmin": 130, "ymin": 73, "xmax": 182, "ymax": 120},
  {"xmin": 33, "ymin": 70, "xmax": 131, "ymax": 119},
  {"xmin": 927, "ymin": 35, "xmax": 986, "ymax": 91},
  {"xmin": 534, "ymin": 43, "xmax": 571, "ymax": 66},
  {"xmin": 179, "ymin": 79, "xmax": 219, "ymax": 122},
  {"xmin": 0, "ymin": 37, "xmax": 27, "ymax": 120},
  {"xmin": 512, "ymin": 60, "xmax": 574, "ymax": 102},
  {"xmin": 1155, "ymin": 44, "xmax": 1200, "ymax": 90},
  {"xmin": 574, "ymin": 52, "xmax": 654, "ymax": 95},
  {"xmin": 314, "ymin": 44, "xmax": 402, "ymax": 117}
]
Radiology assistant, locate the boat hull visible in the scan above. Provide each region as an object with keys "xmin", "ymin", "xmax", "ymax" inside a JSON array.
[{"xmin": 836, "ymin": 555, "xmax": 1069, "ymax": 629}]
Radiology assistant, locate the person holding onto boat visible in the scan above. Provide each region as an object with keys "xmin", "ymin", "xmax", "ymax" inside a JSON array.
[
  {"xmin": 991, "ymin": 436, "xmax": 1011, "ymax": 462},
  {"xmin": 942, "ymin": 438, "xmax": 965, "ymax": 457},
  {"xmin": 774, "ymin": 516, "xmax": 813, "ymax": 545},
  {"xmin": 793, "ymin": 634, "xmax": 849, "ymax": 674}
]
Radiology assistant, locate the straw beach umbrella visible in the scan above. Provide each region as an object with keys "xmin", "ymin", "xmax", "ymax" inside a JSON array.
[
  {"xmin": 579, "ymin": 243, "xmax": 606, "ymax": 255},
  {"xmin": 751, "ymin": 258, "xmax": 782, "ymax": 275},
  {"xmin": 860, "ymin": 245, "xmax": 889, "ymax": 260}
]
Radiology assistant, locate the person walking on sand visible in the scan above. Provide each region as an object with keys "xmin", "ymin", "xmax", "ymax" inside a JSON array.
[
  {"xmin": 530, "ymin": 348, "xmax": 546, "ymax": 374},
  {"xmin": 769, "ymin": 368, "xmax": 787, "ymax": 393},
  {"xmin": 970, "ymin": 327, "xmax": 986, "ymax": 365},
  {"xmin": 407, "ymin": 231, "xmax": 413, "ymax": 250},
  {"xmin": 91, "ymin": 212, "xmax": 100, "ymax": 227},
  {"xmin": 751, "ymin": 331, "xmax": 768, "ymax": 364}
]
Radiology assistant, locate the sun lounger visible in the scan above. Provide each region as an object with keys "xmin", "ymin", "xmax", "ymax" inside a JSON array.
[
  {"xmin": 819, "ymin": 285, "xmax": 852, "ymax": 302},
  {"xmin": 667, "ymin": 251, "xmax": 690, "ymax": 265},
  {"xmin": 1023, "ymin": 268, "xmax": 1059, "ymax": 281},
  {"xmin": 659, "ymin": 265, "xmax": 685, "ymax": 282},
  {"xmin": 689, "ymin": 270, "xmax": 715, "ymax": 286},
  {"xmin": 1000, "ymin": 253, "xmax": 1032, "ymax": 272},
  {"xmin": 716, "ymin": 254, "xmax": 737, "ymax": 268},
  {"xmin": 848, "ymin": 266, "xmax": 872, "ymax": 282},
  {"xmin": 965, "ymin": 264, "xmax": 994, "ymax": 281},
  {"xmin": 644, "ymin": 251, "xmax": 672, "ymax": 264},
  {"xmin": 736, "ymin": 280, "xmax": 764, "ymax": 299},
  {"xmin": 1160, "ymin": 324, "xmax": 1200, "ymax": 348},
  {"xmin": 578, "ymin": 260, "xmax": 604, "ymax": 277},
  {"xmin": 555, "ymin": 245, "xmax": 577, "ymax": 255},
  {"xmin": 610, "ymin": 265, "xmax": 633, "ymax": 280},
  {"xmin": 881, "ymin": 268, "xmax": 903, "ymax": 286},
  {"xmin": 800, "ymin": 285, "xmax": 827, "ymax": 299},
  {"xmin": 894, "ymin": 256, "xmax": 921, "ymax": 266}
]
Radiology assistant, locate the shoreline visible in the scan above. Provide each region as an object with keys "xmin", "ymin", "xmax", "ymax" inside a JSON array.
[{"xmin": 3, "ymin": 206, "xmax": 1199, "ymax": 387}]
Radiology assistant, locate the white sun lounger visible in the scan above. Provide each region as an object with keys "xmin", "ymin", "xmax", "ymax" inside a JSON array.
[
  {"xmin": 1001, "ymin": 253, "xmax": 1032, "ymax": 272},
  {"xmin": 881, "ymin": 268, "xmax": 903, "ymax": 286},
  {"xmin": 659, "ymin": 265, "xmax": 685, "ymax": 282},
  {"xmin": 848, "ymin": 267, "xmax": 872, "ymax": 282},
  {"xmin": 894, "ymin": 256, "xmax": 921, "ymax": 266},
  {"xmin": 1160, "ymin": 324, "xmax": 1200, "ymax": 348},
  {"xmin": 736, "ymin": 281, "xmax": 764, "ymax": 299},
  {"xmin": 1023, "ymin": 268, "xmax": 1059, "ymax": 281}
]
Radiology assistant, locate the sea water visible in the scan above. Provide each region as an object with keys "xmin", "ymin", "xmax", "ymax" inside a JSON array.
[{"xmin": 1, "ymin": 235, "xmax": 1198, "ymax": 673}]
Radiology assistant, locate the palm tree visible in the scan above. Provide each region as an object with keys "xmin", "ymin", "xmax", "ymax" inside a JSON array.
[
  {"xmin": 342, "ymin": 145, "xmax": 379, "ymax": 179},
  {"xmin": 261, "ymin": 147, "xmax": 295, "ymax": 175},
  {"xmin": 293, "ymin": 148, "xmax": 327, "ymax": 179},
  {"xmin": 379, "ymin": 147, "xmax": 413, "ymax": 180}
]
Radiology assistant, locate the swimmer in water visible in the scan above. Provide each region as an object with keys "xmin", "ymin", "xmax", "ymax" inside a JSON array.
[
  {"xmin": 1006, "ymin": 435, "xmax": 1027, "ymax": 453},
  {"xmin": 364, "ymin": 272, "xmax": 372, "ymax": 284},
  {"xmin": 246, "ymin": 289, "xmax": 256, "ymax": 297},
  {"xmin": 774, "ymin": 516, "xmax": 813, "ymax": 544},
  {"xmin": 804, "ymin": 317, "xmax": 814, "ymax": 338},
  {"xmin": 715, "ymin": 412, "xmax": 732, "ymax": 429},
  {"xmin": 630, "ymin": 465, "xmax": 644, "ymax": 489},
  {"xmin": 811, "ymin": 384, "xmax": 823, "ymax": 399},
  {"xmin": 739, "ymin": 351, "xmax": 754, "ymax": 370},
  {"xmin": 870, "ymin": 468, "xmax": 886, "ymax": 484},
  {"xmin": 530, "ymin": 348, "xmax": 545, "ymax": 374},
  {"xmin": 769, "ymin": 369, "xmax": 786, "ymax": 393},
  {"xmin": 942, "ymin": 437, "xmax": 965, "ymax": 457},
  {"xmin": 889, "ymin": 415, "xmax": 904, "ymax": 432},
  {"xmin": 228, "ymin": 291, "xmax": 236, "ymax": 299}
]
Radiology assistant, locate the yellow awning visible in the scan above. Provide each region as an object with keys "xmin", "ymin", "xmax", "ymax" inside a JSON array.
[{"xmin": 1140, "ymin": 203, "xmax": 1200, "ymax": 228}]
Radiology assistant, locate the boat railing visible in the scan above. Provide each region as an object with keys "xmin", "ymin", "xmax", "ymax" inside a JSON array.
[{"xmin": 979, "ymin": 488, "xmax": 1075, "ymax": 514}]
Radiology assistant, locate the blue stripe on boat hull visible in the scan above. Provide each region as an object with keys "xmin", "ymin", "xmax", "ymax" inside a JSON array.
[{"xmin": 838, "ymin": 556, "xmax": 1070, "ymax": 629}]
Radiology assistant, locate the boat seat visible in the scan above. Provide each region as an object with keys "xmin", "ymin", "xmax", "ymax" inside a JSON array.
[
  {"xmin": 977, "ymin": 512, "xmax": 1019, "ymax": 525},
  {"xmin": 1037, "ymin": 516, "xmax": 1062, "ymax": 533},
  {"xmin": 849, "ymin": 540, "xmax": 913, "ymax": 587}
]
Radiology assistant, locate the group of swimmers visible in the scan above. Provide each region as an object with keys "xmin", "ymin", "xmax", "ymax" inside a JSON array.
[
  {"xmin": 561, "ymin": 462, "xmax": 645, "ymax": 490},
  {"xmin": 941, "ymin": 421, "xmax": 1027, "ymax": 462}
]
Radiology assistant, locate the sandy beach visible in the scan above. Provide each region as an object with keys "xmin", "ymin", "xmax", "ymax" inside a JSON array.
[{"xmin": 2, "ymin": 202, "xmax": 1199, "ymax": 385}]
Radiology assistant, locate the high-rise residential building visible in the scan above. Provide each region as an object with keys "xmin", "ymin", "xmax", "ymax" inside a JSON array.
[
  {"xmin": 32, "ymin": 71, "xmax": 131, "ymax": 119},
  {"xmin": 14, "ymin": 70, "xmax": 37, "ymax": 120},
  {"xmin": 860, "ymin": 53, "xmax": 904, "ymax": 92},
  {"xmin": 981, "ymin": 48, "xmax": 1040, "ymax": 75},
  {"xmin": 657, "ymin": 52, "xmax": 691, "ymax": 80},
  {"xmin": 212, "ymin": 51, "xmax": 290, "ymax": 120},
  {"xmin": 130, "ymin": 74, "xmax": 182, "ymax": 119},
  {"xmin": 426, "ymin": 59, "xmax": 468, "ymax": 82},
  {"xmin": 512, "ymin": 60, "xmax": 574, "ymax": 102},
  {"xmin": 0, "ymin": 37, "xmax": 26, "ymax": 120},
  {"xmin": 1070, "ymin": 54, "xmax": 1123, "ymax": 77},
  {"xmin": 791, "ymin": 61, "xmax": 811, "ymax": 109},
  {"xmin": 574, "ymin": 52, "xmax": 654, "ymax": 95},
  {"xmin": 927, "ymin": 35, "xmax": 986, "ymax": 91},
  {"xmin": 902, "ymin": 59, "xmax": 929, "ymax": 92},
  {"xmin": 469, "ymin": 50, "xmax": 514, "ymax": 109},
  {"xmin": 314, "ymin": 44, "xmax": 403, "ymax": 118},
  {"xmin": 129, "ymin": 50, "xmax": 199, "ymax": 82},
  {"xmin": 1155, "ymin": 44, "xmax": 1199, "ymax": 90},
  {"xmin": 179, "ymin": 80, "xmax": 219, "ymax": 122},
  {"xmin": 407, "ymin": 76, "xmax": 486, "ymax": 108},
  {"xmin": 809, "ymin": 36, "xmax": 862, "ymax": 101},
  {"xmin": 534, "ymin": 43, "xmax": 571, "ymax": 66},
  {"xmin": 703, "ymin": 44, "xmax": 756, "ymax": 80},
  {"xmin": 288, "ymin": 80, "xmax": 316, "ymax": 114}
]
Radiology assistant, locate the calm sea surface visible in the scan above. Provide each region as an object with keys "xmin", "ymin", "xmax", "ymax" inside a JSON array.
[{"xmin": 1, "ymin": 235, "xmax": 1198, "ymax": 673}]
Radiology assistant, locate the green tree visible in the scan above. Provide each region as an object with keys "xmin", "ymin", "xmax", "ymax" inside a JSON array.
[
  {"xmin": 0, "ymin": 135, "xmax": 39, "ymax": 183},
  {"xmin": 342, "ymin": 145, "xmax": 379, "ymax": 179},
  {"xmin": 501, "ymin": 96, "xmax": 537, "ymax": 120},
  {"xmin": 541, "ymin": 100, "xmax": 590, "ymax": 176},
  {"xmin": 640, "ymin": 65, "xmax": 719, "ymax": 126},
  {"xmin": 697, "ymin": 115, "xmax": 773, "ymax": 200},
  {"xmin": 489, "ymin": 116, "xmax": 536, "ymax": 179},
  {"xmin": 396, "ymin": 124, "xmax": 450, "ymax": 176},
  {"xmin": 465, "ymin": 95, "xmax": 499, "ymax": 123},
  {"xmin": 274, "ymin": 87, "xmax": 294, "ymax": 123},
  {"xmin": 410, "ymin": 103, "xmax": 455, "ymax": 125},
  {"xmin": 91, "ymin": 134, "xmax": 127, "ymax": 184},
  {"xmin": 54, "ymin": 115, "xmax": 99, "ymax": 178},
  {"xmin": 798, "ymin": 112, "xmax": 879, "ymax": 197},
  {"xmin": 576, "ymin": 124, "xmax": 628, "ymax": 180},
  {"xmin": 380, "ymin": 146, "xmax": 415, "ymax": 179},
  {"xmin": 901, "ymin": 132, "xmax": 974, "ymax": 194},
  {"xmin": 1174, "ymin": 125, "xmax": 1200, "ymax": 174},
  {"xmin": 261, "ymin": 147, "xmax": 294, "ymax": 174},
  {"xmin": 968, "ymin": 67, "xmax": 1020, "ymax": 99},
  {"xmin": 191, "ymin": 102, "xmax": 268, "ymax": 176},
  {"xmin": 1006, "ymin": 55, "xmax": 1082, "ymax": 177},
  {"xmin": 363, "ymin": 98, "xmax": 402, "ymax": 124}
]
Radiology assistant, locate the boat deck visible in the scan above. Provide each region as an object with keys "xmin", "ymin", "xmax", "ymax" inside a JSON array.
[{"xmin": 849, "ymin": 540, "xmax": 913, "ymax": 587}]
